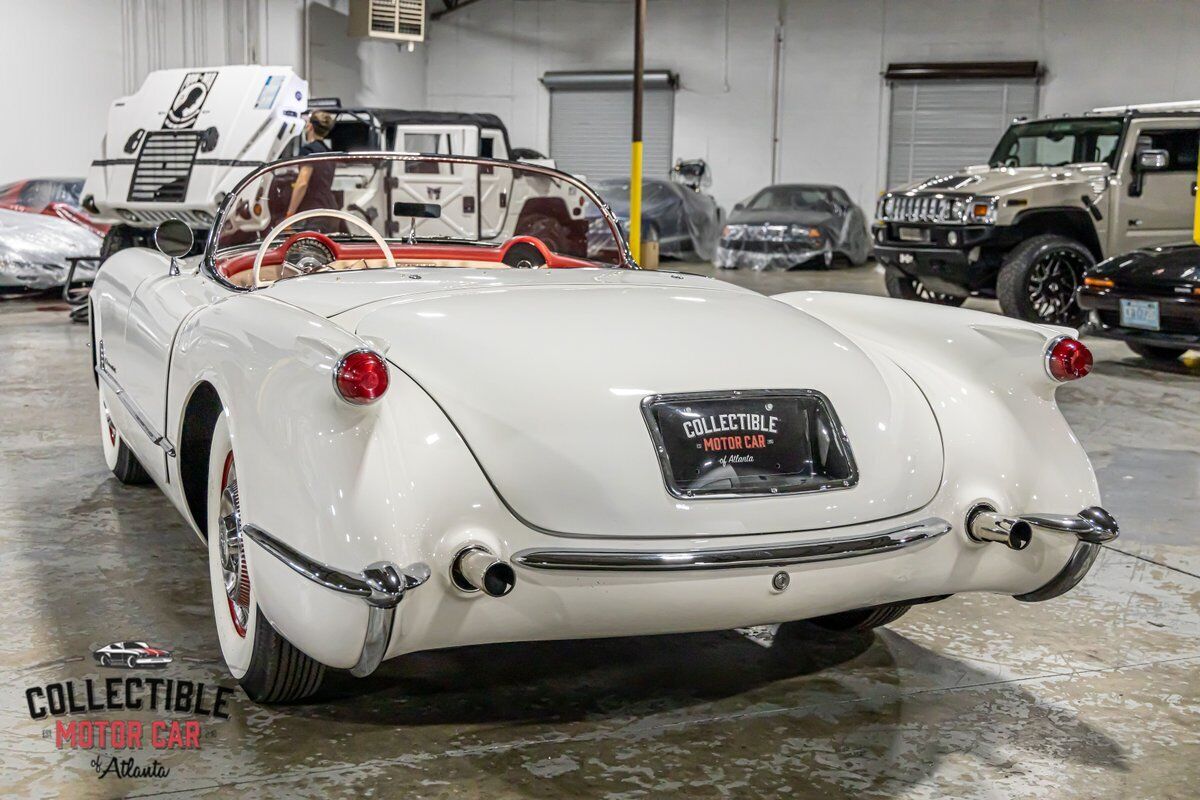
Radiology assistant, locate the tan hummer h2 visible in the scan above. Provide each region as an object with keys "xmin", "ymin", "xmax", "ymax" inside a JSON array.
[{"xmin": 873, "ymin": 102, "xmax": 1200, "ymax": 324}]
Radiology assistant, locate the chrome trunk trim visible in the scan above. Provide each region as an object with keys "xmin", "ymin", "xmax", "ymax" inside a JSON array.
[
  {"xmin": 512, "ymin": 517, "xmax": 951, "ymax": 572},
  {"xmin": 241, "ymin": 523, "xmax": 430, "ymax": 677}
]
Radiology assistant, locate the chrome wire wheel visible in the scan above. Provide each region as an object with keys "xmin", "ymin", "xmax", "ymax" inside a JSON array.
[
  {"xmin": 1026, "ymin": 248, "xmax": 1085, "ymax": 325},
  {"xmin": 217, "ymin": 453, "xmax": 251, "ymax": 638}
]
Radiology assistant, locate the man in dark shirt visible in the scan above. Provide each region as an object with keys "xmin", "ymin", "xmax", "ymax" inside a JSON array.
[{"xmin": 285, "ymin": 111, "xmax": 337, "ymax": 218}]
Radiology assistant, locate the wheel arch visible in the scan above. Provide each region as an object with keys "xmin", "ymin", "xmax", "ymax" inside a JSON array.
[
  {"xmin": 515, "ymin": 196, "xmax": 572, "ymax": 227},
  {"xmin": 178, "ymin": 380, "xmax": 224, "ymax": 539},
  {"xmin": 1009, "ymin": 208, "xmax": 1102, "ymax": 260}
]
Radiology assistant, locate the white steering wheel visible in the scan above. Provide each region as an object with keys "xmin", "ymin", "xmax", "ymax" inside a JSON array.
[{"xmin": 251, "ymin": 209, "xmax": 396, "ymax": 288}]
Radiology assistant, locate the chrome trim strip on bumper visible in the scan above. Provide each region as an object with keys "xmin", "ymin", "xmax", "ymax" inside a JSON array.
[
  {"xmin": 1013, "ymin": 506, "xmax": 1118, "ymax": 602},
  {"xmin": 241, "ymin": 523, "xmax": 430, "ymax": 677},
  {"xmin": 1014, "ymin": 542, "xmax": 1102, "ymax": 603},
  {"xmin": 1018, "ymin": 506, "xmax": 1119, "ymax": 544},
  {"xmin": 512, "ymin": 517, "xmax": 951, "ymax": 572},
  {"xmin": 95, "ymin": 362, "xmax": 177, "ymax": 458}
]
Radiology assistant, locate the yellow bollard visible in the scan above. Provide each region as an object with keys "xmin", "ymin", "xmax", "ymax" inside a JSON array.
[{"xmin": 630, "ymin": 140, "xmax": 644, "ymax": 263}]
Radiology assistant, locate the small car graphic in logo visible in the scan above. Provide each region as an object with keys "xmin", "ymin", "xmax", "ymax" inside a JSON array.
[{"xmin": 93, "ymin": 641, "xmax": 174, "ymax": 670}]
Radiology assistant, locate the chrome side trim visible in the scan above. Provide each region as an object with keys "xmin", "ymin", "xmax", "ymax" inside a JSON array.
[
  {"xmin": 512, "ymin": 517, "xmax": 951, "ymax": 572},
  {"xmin": 241, "ymin": 523, "xmax": 430, "ymax": 677},
  {"xmin": 95, "ymin": 361, "xmax": 177, "ymax": 458}
]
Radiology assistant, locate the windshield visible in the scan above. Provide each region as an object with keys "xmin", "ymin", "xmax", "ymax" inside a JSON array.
[
  {"xmin": 212, "ymin": 154, "xmax": 627, "ymax": 285},
  {"xmin": 989, "ymin": 118, "xmax": 1124, "ymax": 168},
  {"xmin": 747, "ymin": 186, "xmax": 841, "ymax": 211}
]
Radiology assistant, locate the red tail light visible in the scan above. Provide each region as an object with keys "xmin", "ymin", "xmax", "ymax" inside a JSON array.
[
  {"xmin": 335, "ymin": 349, "xmax": 389, "ymax": 404},
  {"xmin": 1046, "ymin": 337, "xmax": 1092, "ymax": 382}
]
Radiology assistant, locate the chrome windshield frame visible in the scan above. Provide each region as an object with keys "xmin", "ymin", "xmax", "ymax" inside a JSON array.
[{"xmin": 201, "ymin": 151, "xmax": 636, "ymax": 289}]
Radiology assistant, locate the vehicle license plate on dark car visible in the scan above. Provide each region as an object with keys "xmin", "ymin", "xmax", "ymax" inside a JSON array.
[
  {"xmin": 642, "ymin": 391, "xmax": 857, "ymax": 498},
  {"xmin": 1120, "ymin": 298, "xmax": 1161, "ymax": 331}
]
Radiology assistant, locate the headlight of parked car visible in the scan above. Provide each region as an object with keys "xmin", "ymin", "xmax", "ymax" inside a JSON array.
[
  {"xmin": 875, "ymin": 193, "xmax": 892, "ymax": 222},
  {"xmin": 964, "ymin": 196, "xmax": 997, "ymax": 224},
  {"xmin": 789, "ymin": 225, "xmax": 821, "ymax": 239}
]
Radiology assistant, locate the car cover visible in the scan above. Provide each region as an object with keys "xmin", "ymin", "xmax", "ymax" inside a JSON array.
[
  {"xmin": 0, "ymin": 208, "xmax": 101, "ymax": 291},
  {"xmin": 592, "ymin": 179, "xmax": 722, "ymax": 261},
  {"xmin": 716, "ymin": 186, "xmax": 871, "ymax": 270}
]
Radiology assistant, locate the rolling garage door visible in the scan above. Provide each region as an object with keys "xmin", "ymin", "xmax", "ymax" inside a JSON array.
[
  {"xmin": 543, "ymin": 71, "xmax": 677, "ymax": 182},
  {"xmin": 886, "ymin": 62, "xmax": 1040, "ymax": 188}
]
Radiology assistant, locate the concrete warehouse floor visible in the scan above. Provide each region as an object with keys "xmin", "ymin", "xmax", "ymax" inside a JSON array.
[{"xmin": 1, "ymin": 261, "xmax": 1198, "ymax": 799}]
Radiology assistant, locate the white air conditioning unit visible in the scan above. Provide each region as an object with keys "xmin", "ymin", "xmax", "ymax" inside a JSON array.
[{"xmin": 349, "ymin": 0, "xmax": 426, "ymax": 44}]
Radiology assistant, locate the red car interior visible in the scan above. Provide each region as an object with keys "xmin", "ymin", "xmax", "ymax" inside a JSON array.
[{"xmin": 217, "ymin": 232, "xmax": 601, "ymax": 281}]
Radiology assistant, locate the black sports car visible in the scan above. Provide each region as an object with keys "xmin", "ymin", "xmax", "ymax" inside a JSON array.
[
  {"xmin": 1077, "ymin": 243, "xmax": 1200, "ymax": 362},
  {"xmin": 716, "ymin": 184, "xmax": 871, "ymax": 270}
]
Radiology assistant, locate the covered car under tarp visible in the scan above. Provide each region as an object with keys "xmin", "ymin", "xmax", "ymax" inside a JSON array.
[
  {"xmin": 0, "ymin": 208, "xmax": 101, "ymax": 291},
  {"xmin": 589, "ymin": 170, "xmax": 723, "ymax": 261},
  {"xmin": 717, "ymin": 184, "xmax": 871, "ymax": 270}
]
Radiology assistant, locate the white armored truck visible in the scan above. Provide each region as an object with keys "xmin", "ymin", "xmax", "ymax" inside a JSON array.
[
  {"xmin": 84, "ymin": 69, "xmax": 588, "ymax": 261},
  {"xmin": 83, "ymin": 66, "xmax": 309, "ymax": 259}
]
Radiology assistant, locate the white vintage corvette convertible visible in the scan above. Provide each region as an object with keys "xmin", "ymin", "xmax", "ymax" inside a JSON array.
[{"xmin": 91, "ymin": 154, "xmax": 1117, "ymax": 704}]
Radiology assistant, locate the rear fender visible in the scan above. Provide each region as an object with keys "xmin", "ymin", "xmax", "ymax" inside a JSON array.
[
  {"xmin": 165, "ymin": 293, "xmax": 505, "ymax": 666},
  {"xmin": 773, "ymin": 291, "xmax": 1100, "ymax": 520}
]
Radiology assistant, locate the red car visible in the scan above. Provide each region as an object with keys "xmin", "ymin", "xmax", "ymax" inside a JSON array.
[{"xmin": 0, "ymin": 178, "xmax": 108, "ymax": 236}]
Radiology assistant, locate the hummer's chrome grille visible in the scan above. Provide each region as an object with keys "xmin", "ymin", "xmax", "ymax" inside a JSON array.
[{"xmin": 881, "ymin": 193, "xmax": 967, "ymax": 224}]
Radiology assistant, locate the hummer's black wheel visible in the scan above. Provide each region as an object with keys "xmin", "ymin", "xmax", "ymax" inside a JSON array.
[
  {"xmin": 519, "ymin": 213, "xmax": 570, "ymax": 254},
  {"xmin": 883, "ymin": 266, "xmax": 967, "ymax": 306},
  {"xmin": 997, "ymin": 234, "xmax": 1093, "ymax": 326}
]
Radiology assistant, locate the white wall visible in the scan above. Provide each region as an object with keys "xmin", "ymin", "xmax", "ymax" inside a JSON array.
[
  {"xmin": 4, "ymin": 0, "xmax": 1200, "ymax": 211},
  {"xmin": 425, "ymin": 0, "xmax": 1200, "ymax": 215},
  {"xmin": 425, "ymin": 0, "xmax": 781, "ymax": 208},
  {"xmin": 0, "ymin": 2, "xmax": 126, "ymax": 184},
  {"xmin": 308, "ymin": 0, "xmax": 426, "ymax": 108},
  {"xmin": 0, "ymin": 0, "xmax": 426, "ymax": 185}
]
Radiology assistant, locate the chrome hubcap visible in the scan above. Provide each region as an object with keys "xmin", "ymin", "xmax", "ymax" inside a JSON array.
[{"xmin": 217, "ymin": 459, "xmax": 250, "ymax": 635}]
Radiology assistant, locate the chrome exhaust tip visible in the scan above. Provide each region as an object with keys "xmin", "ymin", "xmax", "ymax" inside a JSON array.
[
  {"xmin": 967, "ymin": 506, "xmax": 1033, "ymax": 551},
  {"xmin": 967, "ymin": 504, "xmax": 1119, "ymax": 550},
  {"xmin": 451, "ymin": 546, "xmax": 516, "ymax": 597}
]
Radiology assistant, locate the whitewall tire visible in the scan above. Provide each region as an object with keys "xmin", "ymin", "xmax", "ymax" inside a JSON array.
[
  {"xmin": 98, "ymin": 388, "xmax": 151, "ymax": 485},
  {"xmin": 205, "ymin": 411, "xmax": 325, "ymax": 702}
]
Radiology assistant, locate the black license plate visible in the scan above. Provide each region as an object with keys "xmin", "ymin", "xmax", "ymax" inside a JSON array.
[{"xmin": 642, "ymin": 391, "xmax": 858, "ymax": 498}]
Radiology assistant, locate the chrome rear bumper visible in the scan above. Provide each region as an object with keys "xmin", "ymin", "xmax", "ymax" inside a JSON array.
[
  {"xmin": 242, "ymin": 524, "xmax": 430, "ymax": 677},
  {"xmin": 513, "ymin": 517, "xmax": 951, "ymax": 571}
]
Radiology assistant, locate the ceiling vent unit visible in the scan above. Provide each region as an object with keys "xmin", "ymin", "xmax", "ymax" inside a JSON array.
[{"xmin": 349, "ymin": 0, "xmax": 426, "ymax": 43}]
